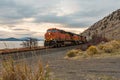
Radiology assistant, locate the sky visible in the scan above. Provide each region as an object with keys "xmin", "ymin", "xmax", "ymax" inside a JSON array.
[{"xmin": 0, "ymin": 0, "xmax": 120, "ymax": 39}]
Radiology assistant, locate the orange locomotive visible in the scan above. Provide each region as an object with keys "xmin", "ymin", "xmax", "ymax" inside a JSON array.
[{"xmin": 44, "ymin": 28, "xmax": 87, "ymax": 47}]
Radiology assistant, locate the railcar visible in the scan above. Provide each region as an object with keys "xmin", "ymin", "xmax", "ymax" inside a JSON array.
[{"xmin": 44, "ymin": 28, "xmax": 86, "ymax": 47}]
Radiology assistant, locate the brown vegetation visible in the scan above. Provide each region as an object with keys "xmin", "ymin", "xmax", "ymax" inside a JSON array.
[
  {"xmin": 0, "ymin": 59, "xmax": 52, "ymax": 80},
  {"xmin": 98, "ymin": 40, "xmax": 120, "ymax": 53},
  {"xmin": 66, "ymin": 49, "xmax": 83, "ymax": 57},
  {"xmin": 66, "ymin": 40, "xmax": 120, "ymax": 58},
  {"xmin": 86, "ymin": 46, "xmax": 99, "ymax": 56}
]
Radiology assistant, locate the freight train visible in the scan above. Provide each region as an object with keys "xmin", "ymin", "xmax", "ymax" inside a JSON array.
[{"xmin": 44, "ymin": 28, "xmax": 87, "ymax": 47}]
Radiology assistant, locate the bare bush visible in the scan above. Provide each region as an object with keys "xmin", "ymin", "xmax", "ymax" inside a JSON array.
[
  {"xmin": 22, "ymin": 38, "xmax": 38, "ymax": 48},
  {"xmin": 86, "ymin": 46, "xmax": 99, "ymax": 56},
  {"xmin": 98, "ymin": 40, "xmax": 120, "ymax": 53},
  {"xmin": 66, "ymin": 49, "xmax": 82, "ymax": 57}
]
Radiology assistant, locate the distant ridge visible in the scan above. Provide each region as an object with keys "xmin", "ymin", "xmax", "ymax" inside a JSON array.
[
  {"xmin": 0, "ymin": 37, "xmax": 44, "ymax": 41},
  {"xmin": 82, "ymin": 9, "xmax": 120, "ymax": 41},
  {"xmin": 0, "ymin": 37, "xmax": 21, "ymax": 41}
]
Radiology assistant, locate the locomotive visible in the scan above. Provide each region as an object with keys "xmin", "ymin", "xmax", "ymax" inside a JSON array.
[{"xmin": 44, "ymin": 28, "xmax": 87, "ymax": 47}]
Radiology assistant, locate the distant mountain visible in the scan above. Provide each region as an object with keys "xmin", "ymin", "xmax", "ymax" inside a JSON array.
[
  {"xmin": 7, "ymin": 38, "xmax": 21, "ymax": 41},
  {"xmin": 0, "ymin": 37, "xmax": 21, "ymax": 41},
  {"xmin": 82, "ymin": 9, "xmax": 120, "ymax": 41},
  {"xmin": 19, "ymin": 37, "xmax": 44, "ymax": 41},
  {"xmin": 0, "ymin": 37, "xmax": 20, "ymax": 41},
  {"xmin": 0, "ymin": 37, "xmax": 44, "ymax": 41}
]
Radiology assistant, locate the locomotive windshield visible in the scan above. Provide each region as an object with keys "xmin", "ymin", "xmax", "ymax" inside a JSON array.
[{"xmin": 47, "ymin": 29, "xmax": 58, "ymax": 32}]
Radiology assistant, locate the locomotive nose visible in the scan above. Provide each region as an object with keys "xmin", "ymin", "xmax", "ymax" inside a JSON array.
[{"xmin": 45, "ymin": 32, "xmax": 54, "ymax": 41}]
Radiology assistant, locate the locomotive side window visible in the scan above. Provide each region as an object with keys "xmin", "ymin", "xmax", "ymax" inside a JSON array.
[
  {"xmin": 53, "ymin": 30, "xmax": 57, "ymax": 32},
  {"xmin": 47, "ymin": 30, "xmax": 58, "ymax": 32},
  {"xmin": 47, "ymin": 30, "xmax": 51, "ymax": 32}
]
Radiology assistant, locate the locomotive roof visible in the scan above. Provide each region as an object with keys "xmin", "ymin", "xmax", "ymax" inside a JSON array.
[{"xmin": 47, "ymin": 28, "xmax": 80, "ymax": 36}]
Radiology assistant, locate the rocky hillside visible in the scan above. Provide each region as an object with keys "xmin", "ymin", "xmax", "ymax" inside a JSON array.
[{"xmin": 82, "ymin": 9, "xmax": 120, "ymax": 41}]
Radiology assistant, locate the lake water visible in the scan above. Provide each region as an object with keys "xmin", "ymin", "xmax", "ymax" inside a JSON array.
[{"xmin": 0, "ymin": 41, "xmax": 44, "ymax": 49}]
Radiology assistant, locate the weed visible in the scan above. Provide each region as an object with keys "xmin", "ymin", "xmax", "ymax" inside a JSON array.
[
  {"xmin": 110, "ymin": 40, "xmax": 120, "ymax": 49},
  {"xmin": 102, "ymin": 44, "xmax": 113, "ymax": 53},
  {"xmin": 1, "ymin": 59, "xmax": 52, "ymax": 80},
  {"xmin": 98, "ymin": 40, "xmax": 120, "ymax": 53},
  {"xmin": 66, "ymin": 49, "xmax": 82, "ymax": 57},
  {"xmin": 86, "ymin": 46, "xmax": 98, "ymax": 56}
]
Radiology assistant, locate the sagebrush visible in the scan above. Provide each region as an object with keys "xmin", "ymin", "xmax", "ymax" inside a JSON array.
[{"xmin": 86, "ymin": 46, "xmax": 98, "ymax": 56}]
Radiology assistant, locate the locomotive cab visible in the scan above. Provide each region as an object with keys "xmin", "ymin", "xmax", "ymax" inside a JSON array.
[
  {"xmin": 44, "ymin": 28, "xmax": 63, "ymax": 47},
  {"xmin": 45, "ymin": 29, "xmax": 58, "ymax": 41}
]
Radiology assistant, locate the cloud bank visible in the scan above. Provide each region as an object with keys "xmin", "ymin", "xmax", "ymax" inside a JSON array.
[{"xmin": 0, "ymin": 0, "xmax": 120, "ymax": 38}]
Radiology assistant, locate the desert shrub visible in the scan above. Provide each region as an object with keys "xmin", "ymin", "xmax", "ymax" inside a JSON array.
[
  {"xmin": 1, "ymin": 59, "xmax": 52, "ymax": 80},
  {"xmin": 109, "ymin": 40, "xmax": 120, "ymax": 49},
  {"xmin": 66, "ymin": 49, "xmax": 82, "ymax": 57},
  {"xmin": 98, "ymin": 44, "xmax": 114, "ymax": 53},
  {"xmin": 86, "ymin": 46, "xmax": 98, "ymax": 56},
  {"xmin": 102, "ymin": 45, "xmax": 113, "ymax": 53},
  {"xmin": 117, "ymin": 40, "xmax": 120, "ymax": 44},
  {"xmin": 78, "ymin": 51, "xmax": 83, "ymax": 56},
  {"xmin": 98, "ymin": 40, "xmax": 120, "ymax": 53},
  {"xmin": 97, "ymin": 43, "xmax": 105, "ymax": 50}
]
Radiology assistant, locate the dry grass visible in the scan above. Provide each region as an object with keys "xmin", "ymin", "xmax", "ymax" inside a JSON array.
[
  {"xmin": 110, "ymin": 40, "xmax": 120, "ymax": 49},
  {"xmin": 102, "ymin": 45, "xmax": 113, "ymax": 53},
  {"xmin": 98, "ymin": 40, "xmax": 120, "ymax": 53},
  {"xmin": 66, "ymin": 40, "xmax": 120, "ymax": 59},
  {"xmin": 86, "ymin": 40, "xmax": 120, "ymax": 58},
  {"xmin": 67, "ymin": 49, "xmax": 80, "ymax": 57},
  {"xmin": 86, "ymin": 46, "xmax": 99, "ymax": 56},
  {"xmin": 0, "ymin": 59, "xmax": 52, "ymax": 80},
  {"xmin": 117, "ymin": 40, "xmax": 120, "ymax": 44}
]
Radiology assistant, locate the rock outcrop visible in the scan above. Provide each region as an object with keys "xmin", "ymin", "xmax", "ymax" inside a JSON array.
[{"xmin": 82, "ymin": 9, "xmax": 120, "ymax": 41}]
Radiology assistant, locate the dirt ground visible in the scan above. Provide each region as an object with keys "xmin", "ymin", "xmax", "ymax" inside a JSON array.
[{"xmin": 0, "ymin": 45, "xmax": 120, "ymax": 80}]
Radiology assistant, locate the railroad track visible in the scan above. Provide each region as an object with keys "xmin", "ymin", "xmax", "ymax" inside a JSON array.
[
  {"xmin": 0, "ymin": 46, "xmax": 48, "ymax": 54},
  {"xmin": 0, "ymin": 43, "xmax": 89, "ymax": 55}
]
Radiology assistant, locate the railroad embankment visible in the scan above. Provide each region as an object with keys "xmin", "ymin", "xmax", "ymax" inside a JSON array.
[{"xmin": 0, "ymin": 46, "xmax": 46, "ymax": 54}]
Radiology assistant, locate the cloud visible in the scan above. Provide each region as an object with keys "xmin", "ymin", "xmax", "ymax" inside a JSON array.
[
  {"xmin": 0, "ymin": 0, "xmax": 120, "ymax": 26},
  {"xmin": 12, "ymin": 29, "xmax": 30, "ymax": 31},
  {"xmin": 51, "ymin": 0, "xmax": 80, "ymax": 16},
  {"xmin": 0, "ymin": 0, "xmax": 120, "ymax": 38}
]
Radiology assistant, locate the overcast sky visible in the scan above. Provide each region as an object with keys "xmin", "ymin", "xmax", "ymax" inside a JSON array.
[{"xmin": 0, "ymin": 0, "xmax": 120, "ymax": 38}]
